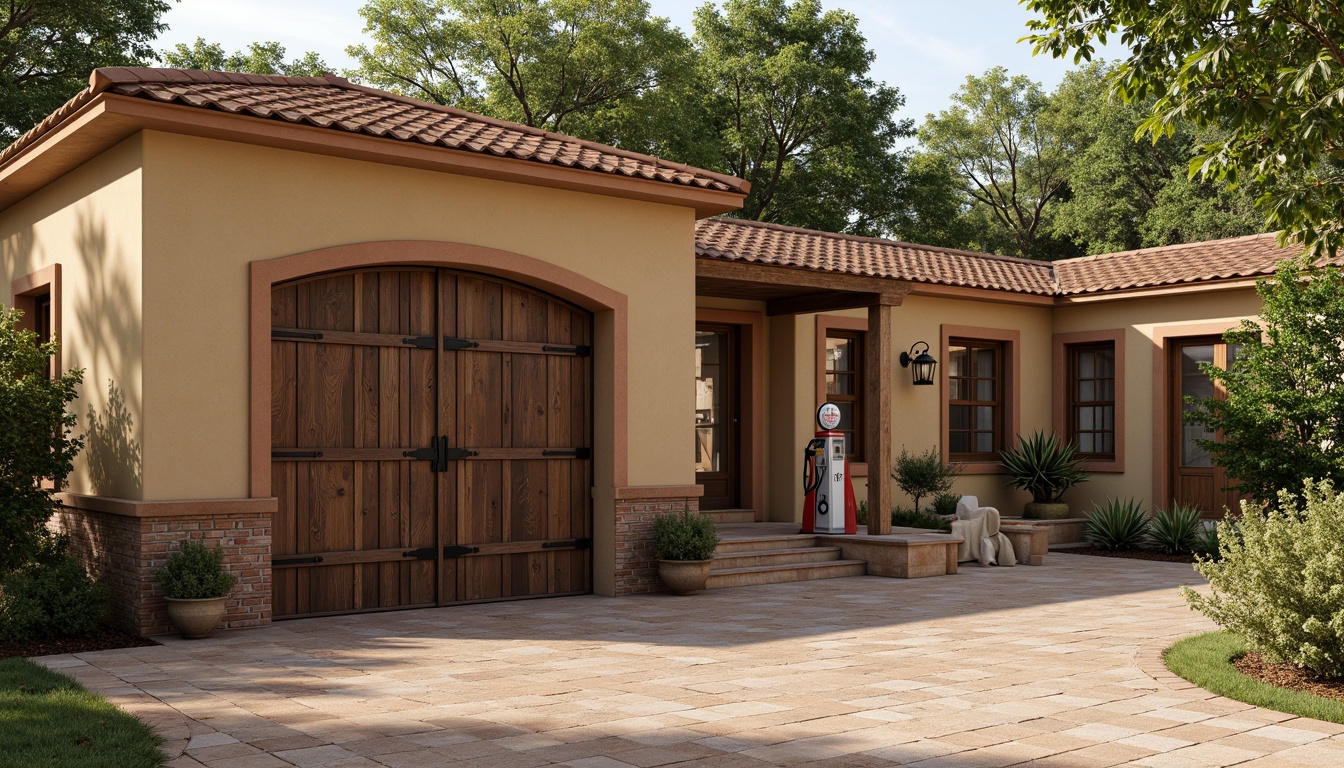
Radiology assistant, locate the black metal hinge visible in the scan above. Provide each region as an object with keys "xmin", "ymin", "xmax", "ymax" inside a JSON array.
[
  {"xmin": 272, "ymin": 450, "xmax": 324, "ymax": 459},
  {"xmin": 272, "ymin": 330, "xmax": 324, "ymax": 340},
  {"xmin": 443, "ymin": 337, "xmax": 481, "ymax": 350},
  {"xmin": 443, "ymin": 545, "xmax": 479, "ymax": 558},
  {"xmin": 542, "ymin": 344, "xmax": 591, "ymax": 357},
  {"xmin": 402, "ymin": 547, "xmax": 437, "ymax": 560},
  {"xmin": 542, "ymin": 537, "xmax": 592, "ymax": 550},
  {"xmin": 403, "ymin": 436, "xmax": 477, "ymax": 472},
  {"xmin": 542, "ymin": 448, "xmax": 591, "ymax": 459},
  {"xmin": 402, "ymin": 336, "xmax": 437, "ymax": 349},
  {"xmin": 273, "ymin": 555, "xmax": 324, "ymax": 566}
]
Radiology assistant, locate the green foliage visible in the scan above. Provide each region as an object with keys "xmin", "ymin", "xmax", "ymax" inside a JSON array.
[
  {"xmin": 1185, "ymin": 480, "xmax": 1344, "ymax": 678},
  {"xmin": 891, "ymin": 447, "xmax": 961, "ymax": 516},
  {"xmin": 0, "ymin": 306, "xmax": 84, "ymax": 576},
  {"xmin": 890, "ymin": 508, "xmax": 952, "ymax": 532},
  {"xmin": 1186, "ymin": 260, "xmax": 1344, "ymax": 506},
  {"xmin": 652, "ymin": 508, "xmax": 719, "ymax": 561},
  {"xmin": 1024, "ymin": 0, "xmax": 1344, "ymax": 259},
  {"xmin": 1191, "ymin": 522, "xmax": 1224, "ymax": 561},
  {"xmin": 1084, "ymin": 497, "xmax": 1149, "ymax": 550},
  {"xmin": 157, "ymin": 539, "xmax": 235, "ymax": 600},
  {"xmin": 161, "ymin": 37, "xmax": 331, "ymax": 76},
  {"xmin": 1149, "ymin": 502, "xmax": 1202, "ymax": 554},
  {"xmin": 1165, "ymin": 632, "xmax": 1344, "ymax": 725},
  {"xmin": 929, "ymin": 492, "xmax": 960, "ymax": 518},
  {"xmin": 998, "ymin": 431, "xmax": 1088, "ymax": 504},
  {"xmin": 0, "ymin": 0, "xmax": 170, "ymax": 141},
  {"xmin": 693, "ymin": 0, "xmax": 913, "ymax": 234},
  {"xmin": 856, "ymin": 500, "xmax": 867, "ymax": 526},
  {"xmin": 0, "ymin": 657, "xmax": 165, "ymax": 766},
  {"xmin": 0, "ymin": 549, "xmax": 109, "ymax": 641}
]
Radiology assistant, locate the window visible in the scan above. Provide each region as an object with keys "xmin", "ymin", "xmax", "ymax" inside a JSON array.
[
  {"xmin": 824, "ymin": 332, "xmax": 864, "ymax": 460},
  {"xmin": 947, "ymin": 339, "xmax": 1003, "ymax": 460},
  {"xmin": 11, "ymin": 265, "xmax": 60, "ymax": 379},
  {"xmin": 1068, "ymin": 343, "xmax": 1116, "ymax": 458}
]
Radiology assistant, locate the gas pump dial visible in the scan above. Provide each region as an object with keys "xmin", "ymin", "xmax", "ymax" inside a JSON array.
[{"xmin": 817, "ymin": 403, "xmax": 842, "ymax": 431}]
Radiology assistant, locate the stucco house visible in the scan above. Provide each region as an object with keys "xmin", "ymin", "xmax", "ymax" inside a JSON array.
[{"xmin": 2, "ymin": 68, "xmax": 1292, "ymax": 635}]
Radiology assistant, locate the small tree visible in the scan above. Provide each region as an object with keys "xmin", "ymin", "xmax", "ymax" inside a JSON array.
[
  {"xmin": 1186, "ymin": 258, "xmax": 1344, "ymax": 506},
  {"xmin": 0, "ymin": 306, "xmax": 83, "ymax": 575},
  {"xmin": 892, "ymin": 448, "xmax": 961, "ymax": 514}
]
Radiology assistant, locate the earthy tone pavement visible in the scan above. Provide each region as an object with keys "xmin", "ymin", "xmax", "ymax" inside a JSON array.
[{"xmin": 36, "ymin": 554, "xmax": 1344, "ymax": 767}]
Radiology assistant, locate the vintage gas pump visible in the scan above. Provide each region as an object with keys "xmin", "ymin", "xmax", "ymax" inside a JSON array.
[{"xmin": 801, "ymin": 403, "xmax": 858, "ymax": 535}]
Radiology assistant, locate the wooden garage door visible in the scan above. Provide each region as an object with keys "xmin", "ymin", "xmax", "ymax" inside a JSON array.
[{"xmin": 270, "ymin": 268, "xmax": 592, "ymax": 618}]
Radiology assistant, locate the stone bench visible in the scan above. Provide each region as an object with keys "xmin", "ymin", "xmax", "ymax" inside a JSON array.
[
  {"xmin": 816, "ymin": 530, "xmax": 961, "ymax": 578},
  {"xmin": 1000, "ymin": 524, "xmax": 1049, "ymax": 566}
]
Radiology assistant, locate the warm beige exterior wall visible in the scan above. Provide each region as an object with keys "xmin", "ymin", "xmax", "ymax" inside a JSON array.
[
  {"xmin": 0, "ymin": 136, "xmax": 144, "ymax": 499},
  {"xmin": 1052, "ymin": 287, "xmax": 1261, "ymax": 511},
  {"xmin": 139, "ymin": 130, "xmax": 696, "ymax": 507}
]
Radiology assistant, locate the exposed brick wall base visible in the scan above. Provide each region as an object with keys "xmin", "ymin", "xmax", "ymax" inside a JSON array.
[
  {"xmin": 613, "ymin": 496, "xmax": 700, "ymax": 596},
  {"xmin": 52, "ymin": 502, "xmax": 272, "ymax": 637}
]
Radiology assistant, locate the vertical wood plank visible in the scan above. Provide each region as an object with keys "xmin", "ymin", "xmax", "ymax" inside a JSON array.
[{"xmin": 866, "ymin": 303, "xmax": 894, "ymax": 535}]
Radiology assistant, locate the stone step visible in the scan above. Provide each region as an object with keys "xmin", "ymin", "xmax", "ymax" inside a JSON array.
[
  {"xmin": 712, "ymin": 546, "xmax": 843, "ymax": 570},
  {"xmin": 701, "ymin": 508, "xmax": 756, "ymax": 524},
  {"xmin": 706, "ymin": 560, "xmax": 867, "ymax": 590},
  {"xmin": 713, "ymin": 534, "xmax": 816, "ymax": 554}
]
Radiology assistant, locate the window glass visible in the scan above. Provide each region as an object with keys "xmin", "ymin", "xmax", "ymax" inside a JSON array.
[
  {"xmin": 1068, "ymin": 343, "xmax": 1116, "ymax": 460},
  {"xmin": 947, "ymin": 340, "xmax": 1003, "ymax": 460},
  {"xmin": 825, "ymin": 332, "xmax": 864, "ymax": 460}
]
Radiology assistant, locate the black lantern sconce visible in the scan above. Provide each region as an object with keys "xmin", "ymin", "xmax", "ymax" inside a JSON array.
[{"xmin": 900, "ymin": 341, "xmax": 937, "ymax": 386}]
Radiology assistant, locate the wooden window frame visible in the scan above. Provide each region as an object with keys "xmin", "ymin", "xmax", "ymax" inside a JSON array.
[
  {"xmin": 10, "ymin": 264, "xmax": 62, "ymax": 378},
  {"xmin": 816, "ymin": 315, "xmax": 868, "ymax": 476},
  {"xmin": 1053, "ymin": 329, "xmax": 1126, "ymax": 473},
  {"xmin": 946, "ymin": 339, "xmax": 1005, "ymax": 463},
  {"xmin": 941, "ymin": 325, "xmax": 1019, "ymax": 474}
]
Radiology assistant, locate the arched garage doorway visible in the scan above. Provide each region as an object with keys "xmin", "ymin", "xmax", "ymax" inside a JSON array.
[{"xmin": 269, "ymin": 266, "xmax": 593, "ymax": 618}]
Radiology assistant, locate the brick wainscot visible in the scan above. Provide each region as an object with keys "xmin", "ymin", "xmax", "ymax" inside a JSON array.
[
  {"xmin": 613, "ymin": 486, "xmax": 703, "ymax": 595},
  {"xmin": 53, "ymin": 494, "xmax": 277, "ymax": 636}
]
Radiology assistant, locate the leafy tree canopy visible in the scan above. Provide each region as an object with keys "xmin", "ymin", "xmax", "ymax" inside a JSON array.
[
  {"xmin": 1024, "ymin": 0, "xmax": 1344, "ymax": 257},
  {"xmin": 160, "ymin": 37, "xmax": 331, "ymax": 77},
  {"xmin": 693, "ymin": 0, "xmax": 912, "ymax": 234},
  {"xmin": 0, "ymin": 0, "xmax": 171, "ymax": 141}
]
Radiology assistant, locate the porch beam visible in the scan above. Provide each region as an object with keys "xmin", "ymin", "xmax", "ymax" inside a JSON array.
[
  {"xmin": 696, "ymin": 258, "xmax": 911, "ymax": 298},
  {"xmin": 766, "ymin": 291, "xmax": 884, "ymax": 317},
  {"xmin": 865, "ymin": 303, "xmax": 893, "ymax": 535}
]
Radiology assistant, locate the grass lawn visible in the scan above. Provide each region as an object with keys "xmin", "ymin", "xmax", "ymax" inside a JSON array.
[
  {"xmin": 1165, "ymin": 631, "xmax": 1344, "ymax": 724},
  {"xmin": 0, "ymin": 657, "xmax": 163, "ymax": 767}
]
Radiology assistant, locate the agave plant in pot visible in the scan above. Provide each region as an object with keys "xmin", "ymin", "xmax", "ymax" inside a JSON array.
[
  {"xmin": 999, "ymin": 431, "xmax": 1089, "ymax": 519},
  {"xmin": 158, "ymin": 539, "xmax": 236, "ymax": 638},
  {"xmin": 653, "ymin": 507, "xmax": 720, "ymax": 595}
]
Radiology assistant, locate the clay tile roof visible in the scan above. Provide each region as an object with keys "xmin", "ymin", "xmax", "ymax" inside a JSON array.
[
  {"xmin": 1052, "ymin": 232, "xmax": 1302, "ymax": 295},
  {"xmin": 0, "ymin": 67, "xmax": 748, "ymax": 195},
  {"xmin": 694, "ymin": 218, "xmax": 1060, "ymax": 295}
]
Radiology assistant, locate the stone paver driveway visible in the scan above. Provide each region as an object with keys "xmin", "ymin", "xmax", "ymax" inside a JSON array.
[{"xmin": 37, "ymin": 554, "xmax": 1344, "ymax": 767}]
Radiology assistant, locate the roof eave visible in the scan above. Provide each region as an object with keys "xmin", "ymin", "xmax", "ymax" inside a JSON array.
[{"xmin": 0, "ymin": 92, "xmax": 746, "ymax": 218}]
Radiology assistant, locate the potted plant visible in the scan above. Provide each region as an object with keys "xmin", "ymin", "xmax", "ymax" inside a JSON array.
[
  {"xmin": 653, "ymin": 507, "xmax": 720, "ymax": 595},
  {"xmin": 999, "ymin": 431, "xmax": 1089, "ymax": 519},
  {"xmin": 158, "ymin": 539, "xmax": 236, "ymax": 638}
]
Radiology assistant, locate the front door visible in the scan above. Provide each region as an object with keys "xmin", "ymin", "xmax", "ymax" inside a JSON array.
[
  {"xmin": 1170, "ymin": 336, "xmax": 1242, "ymax": 516},
  {"xmin": 694, "ymin": 324, "xmax": 740, "ymax": 509},
  {"xmin": 270, "ymin": 268, "xmax": 592, "ymax": 618}
]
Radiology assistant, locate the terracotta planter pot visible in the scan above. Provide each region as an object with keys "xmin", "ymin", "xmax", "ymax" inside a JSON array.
[
  {"xmin": 1023, "ymin": 502, "xmax": 1072, "ymax": 520},
  {"xmin": 657, "ymin": 559, "xmax": 713, "ymax": 595},
  {"xmin": 165, "ymin": 596, "xmax": 227, "ymax": 639}
]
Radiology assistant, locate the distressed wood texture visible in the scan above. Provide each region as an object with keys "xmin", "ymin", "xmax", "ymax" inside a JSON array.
[{"xmin": 272, "ymin": 268, "xmax": 592, "ymax": 618}]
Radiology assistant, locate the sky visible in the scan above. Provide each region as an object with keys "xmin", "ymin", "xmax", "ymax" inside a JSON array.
[{"xmin": 153, "ymin": 1, "xmax": 1122, "ymax": 130}]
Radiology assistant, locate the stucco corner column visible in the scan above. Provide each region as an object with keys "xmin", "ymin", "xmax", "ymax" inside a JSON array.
[{"xmin": 865, "ymin": 302, "xmax": 895, "ymax": 535}]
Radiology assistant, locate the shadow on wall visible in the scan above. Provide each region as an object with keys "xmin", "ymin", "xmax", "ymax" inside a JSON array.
[{"xmin": 86, "ymin": 379, "xmax": 142, "ymax": 499}]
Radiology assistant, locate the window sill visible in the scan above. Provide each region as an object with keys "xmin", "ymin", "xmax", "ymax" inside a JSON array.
[
  {"xmin": 846, "ymin": 462, "xmax": 868, "ymax": 478},
  {"xmin": 1080, "ymin": 459, "xmax": 1125, "ymax": 473},
  {"xmin": 952, "ymin": 460, "xmax": 1003, "ymax": 475}
]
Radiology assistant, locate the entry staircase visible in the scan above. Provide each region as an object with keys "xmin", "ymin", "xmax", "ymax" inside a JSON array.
[{"xmin": 706, "ymin": 521, "xmax": 866, "ymax": 589}]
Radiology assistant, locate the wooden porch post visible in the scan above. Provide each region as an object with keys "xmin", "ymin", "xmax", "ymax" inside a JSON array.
[{"xmin": 865, "ymin": 302, "xmax": 893, "ymax": 535}]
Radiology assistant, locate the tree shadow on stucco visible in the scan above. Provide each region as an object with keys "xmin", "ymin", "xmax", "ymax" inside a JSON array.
[{"xmin": 86, "ymin": 379, "xmax": 142, "ymax": 497}]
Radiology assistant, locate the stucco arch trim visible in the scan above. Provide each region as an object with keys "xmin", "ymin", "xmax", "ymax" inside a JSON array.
[{"xmin": 249, "ymin": 239, "xmax": 629, "ymax": 498}]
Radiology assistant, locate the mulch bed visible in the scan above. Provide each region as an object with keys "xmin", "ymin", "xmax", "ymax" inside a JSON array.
[
  {"xmin": 0, "ymin": 627, "xmax": 158, "ymax": 661},
  {"xmin": 1055, "ymin": 546, "xmax": 1196, "ymax": 563},
  {"xmin": 1235, "ymin": 651, "xmax": 1344, "ymax": 703}
]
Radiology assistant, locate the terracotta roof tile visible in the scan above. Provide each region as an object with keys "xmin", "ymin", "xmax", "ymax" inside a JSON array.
[
  {"xmin": 0, "ymin": 67, "xmax": 748, "ymax": 195},
  {"xmin": 1052, "ymin": 233, "xmax": 1302, "ymax": 295}
]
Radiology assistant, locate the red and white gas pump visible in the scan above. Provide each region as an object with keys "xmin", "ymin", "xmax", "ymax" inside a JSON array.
[{"xmin": 801, "ymin": 403, "xmax": 858, "ymax": 535}]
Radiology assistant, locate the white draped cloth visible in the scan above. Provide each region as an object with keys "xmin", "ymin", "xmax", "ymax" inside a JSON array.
[{"xmin": 951, "ymin": 496, "xmax": 1016, "ymax": 567}]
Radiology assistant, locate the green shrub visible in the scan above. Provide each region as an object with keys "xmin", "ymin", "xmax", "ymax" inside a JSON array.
[
  {"xmin": 890, "ymin": 508, "xmax": 953, "ymax": 532},
  {"xmin": 0, "ymin": 553, "xmax": 109, "ymax": 640},
  {"xmin": 652, "ymin": 509, "xmax": 719, "ymax": 561},
  {"xmin": 1184, "ymin": 480, "xmax": 1344, "ymax": 678},
  {"xmin": 856, "ymin": 500, "xmax": 868, "ymax": 525},
  {"xmin": 999, "ymin": 431, "xmax": 1088, "ymax": 503},
  {"xmin": 1192, "ymin": 521, "xmax": 1225, "ymax": 560},
  {"xmin": 929, "ymin": 492, "xmax": 960, "ymax": 517},
  {"xmin": 158, "ymin": 539, "xmax": 236, "ymax": 599},
  {"xmin": 1085, "ymin": 498, "xmax": 1149, "ymax": 550},
  {"xmin": 1149, "ymin": 502, "xmax": 1203, "ymax": 554},
  {"xmin": 892, "ymin": 448, "xmax": 962, "ymax": 514}
]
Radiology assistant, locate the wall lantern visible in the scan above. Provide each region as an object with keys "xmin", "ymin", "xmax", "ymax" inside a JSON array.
[{"xmin": 900, "ymin": 341, "xmax": 937, "ymax": 386}]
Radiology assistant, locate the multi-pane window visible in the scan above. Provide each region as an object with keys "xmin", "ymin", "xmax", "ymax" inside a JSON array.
[
  {"xmin": 947, "ymin": 339, "xmax": 1002, "ymax": 460},
  {"xmin": 1068, "ymin": 343, "xmax": 1116, "ymax": 458},
  {"xmin": 824, "ymin": 332, "xmax": 863, "ymax": 460}
]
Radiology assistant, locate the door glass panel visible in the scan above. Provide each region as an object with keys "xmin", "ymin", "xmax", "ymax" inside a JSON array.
[
  {"xmin": 694, "ymin": 330, "xmax": 725, "ymax": 473},
  {"xmin": 1180, "ymin": 344, "xmax": 1215, "ymax": 468}
]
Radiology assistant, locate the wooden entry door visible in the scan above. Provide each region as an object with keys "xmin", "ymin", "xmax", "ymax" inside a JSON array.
[
  {"xmin": 1170, "ymin": 336, "xmax": 1242, "ymax": 516},
  {"xmin": 694, "ymin": 324, "xmax": 740, "ymax": 509},
  {"xmin": 270, "ymin": 268, "xmax": 592, "ymax": 618}
]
